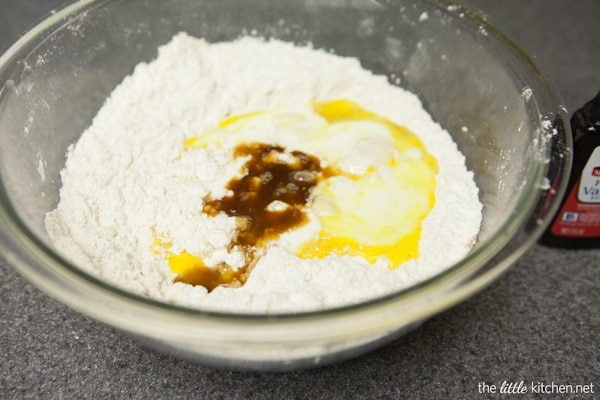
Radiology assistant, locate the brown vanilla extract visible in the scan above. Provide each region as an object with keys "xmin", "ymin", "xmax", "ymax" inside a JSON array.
[{"xmin": 541, "ymin": 90, "xmax": 600, "ymax": 248}]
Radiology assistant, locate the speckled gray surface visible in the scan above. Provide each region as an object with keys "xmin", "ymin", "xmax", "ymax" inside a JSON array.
[{"xmin": 1, "ymin": 0, "xmax": 599, "ymax": 399}]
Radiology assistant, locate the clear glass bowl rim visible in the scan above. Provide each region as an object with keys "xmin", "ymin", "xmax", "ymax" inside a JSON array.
[{"xmin": 0, "ymin": 0, "xmax": 572, "ymax": 341}]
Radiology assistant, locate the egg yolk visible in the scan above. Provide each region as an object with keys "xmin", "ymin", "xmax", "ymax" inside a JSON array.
[
  {"xmin": 154, "ymin": 99, "xmax": 438, "ymax": 291},
  {"xmin": 297, "ymin": 100, "xmax": 438, "ymax": 266}
]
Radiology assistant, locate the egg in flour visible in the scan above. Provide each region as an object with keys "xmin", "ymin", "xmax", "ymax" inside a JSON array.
[{"xmin": 157, "ymin": 99, "xmax": 438, "ymax": 290}]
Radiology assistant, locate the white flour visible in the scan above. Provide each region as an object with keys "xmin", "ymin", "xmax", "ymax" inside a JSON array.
[{"xmin": 45, "ymin": 32, "xmax": 482, "ymax": 313}]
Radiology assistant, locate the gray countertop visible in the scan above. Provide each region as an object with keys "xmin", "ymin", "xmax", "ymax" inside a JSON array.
[{"xmin": 1, "ymin": 0, "xmax": 599, "ymax": 398}]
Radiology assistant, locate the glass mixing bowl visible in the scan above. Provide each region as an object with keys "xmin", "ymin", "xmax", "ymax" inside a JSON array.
[{"xmin": 0, "ymin": 0, "xmax": 571, "ymax": 370}]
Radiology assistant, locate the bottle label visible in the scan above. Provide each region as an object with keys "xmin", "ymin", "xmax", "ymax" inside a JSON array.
[
  {"xmin": 551, "ymin": 146, "xmax": 600, "ymax": 237},
  {"xmin": 578, "ymin": 146, "xmax": 600, "ymax": 203}
]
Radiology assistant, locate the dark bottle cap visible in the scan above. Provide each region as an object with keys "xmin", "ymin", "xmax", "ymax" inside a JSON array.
[{"xmin": 572, "ymin": 90, "xmax": 600, "ymax": 142}]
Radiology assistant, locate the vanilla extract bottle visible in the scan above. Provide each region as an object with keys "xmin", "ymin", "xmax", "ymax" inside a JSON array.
[{"xmin": 541, "ymin": 90, "xmax": 600, "ymax": 248}]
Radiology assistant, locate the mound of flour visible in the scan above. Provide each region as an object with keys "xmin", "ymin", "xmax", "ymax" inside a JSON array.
[{"xmin": 45, "ymin": 32, "xmax": 482, "ymax": 313}]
